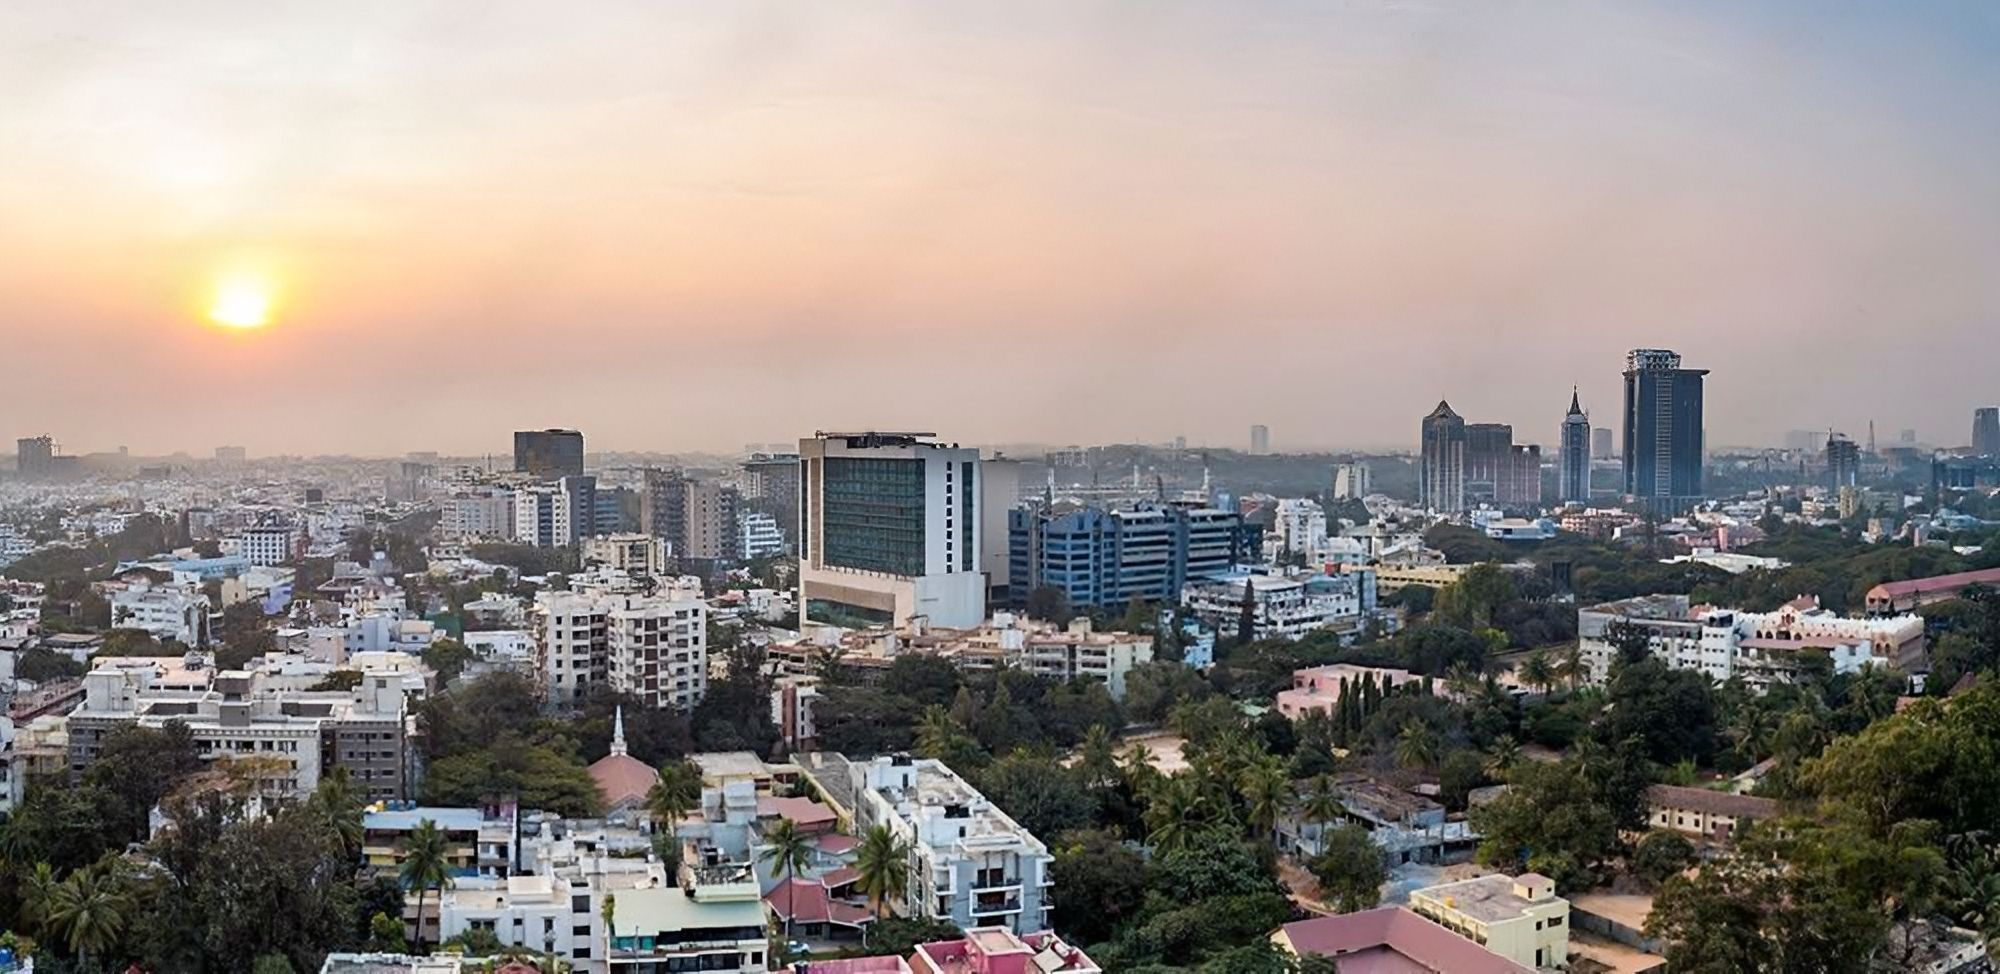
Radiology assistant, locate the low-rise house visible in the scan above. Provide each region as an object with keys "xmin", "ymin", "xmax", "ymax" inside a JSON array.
[
  {"xmin": 1274, "ymin": 663, "xmax": 1430, "ymax": 721},
  {"xmin": 1644, "ymin": 784, "xmax": 1778, "ymax": 846},
  {"xmin": 1408, "ymin": 873, "xmax": 1569, "ymax": 972},
  {"xmin": 1273, "ymin": 906, "xmax": 1532, "ymax": 972}
]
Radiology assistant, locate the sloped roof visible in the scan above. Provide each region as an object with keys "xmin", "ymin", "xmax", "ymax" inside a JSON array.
[
  {"xmin": 1278, "ymin": 907, "xmax": 1531, "ymax": 973},
  {"xmin": 588, "ymin": 753, "xmax": 659, "ymax": 809}
]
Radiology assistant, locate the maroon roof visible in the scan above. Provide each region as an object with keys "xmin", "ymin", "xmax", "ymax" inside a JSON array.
[
  {"xmin": 587, "ymin": 753, "xmax": 659, "ymax": 809},
  {"xmin": 765, "ymin": 878, "xmax": 876, "ymax": 927},
  {"xmin": 1870, "ymin": 567, "xmax": 2000, "ymax": 599},
  {"xmin": 1278, "ymin": 907, "xmax": 1532, "ymax": 974},
  {"xmin": 1645, "ymin": 784, "xmax": 1778, "ymax": 820}
]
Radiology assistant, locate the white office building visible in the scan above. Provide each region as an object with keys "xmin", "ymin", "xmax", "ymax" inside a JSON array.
[
  {"xmin": 443, "ymin": 488, "xmax": 517, "ymax": 541},
  {"xmin": 239, "ymin": 526, "xmax": 294, "ymax": 567},
  {"xmin": 798, "ymin": 432, "xmax": 987, "ymax": 629},
  {"xmin": 1185, "ymin": 570, "xmax": 1377, "ymax": 643},
  {"xmin": 1331, "ymin": 461, "xmax": 1372, "ymax": 501},
  {"xmin": 1268, "ymin": 499, "xmax": 1328, "ymax": 561},
  {"xmin": 109, "ymin": 582, "xmax": 211, "ymax": 646},
  {"xmin": 850, "ymin": 755, "xmax": 1053, "ymax": 936},
  {"xmin": 738, "ymin": 512, "xmax": 788, "ymax": 560},
  {"xmin": 582, "ymin": 534, "xmax": 670, "ymax": 576},
  {"xmin": 1577, "ymin": 593, "xmax": 1926, "ymax": 688}
]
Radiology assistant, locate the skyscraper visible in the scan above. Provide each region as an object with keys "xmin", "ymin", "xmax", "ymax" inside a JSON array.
[
  {"xmin": 1250, "ymin": 424, "xmax": 1271, "ymax": 455},
  {"xmin": 1420, "ymin": 402, "xmax": 1466, "ymax": 513},
  {"xmin": 1591, "ymin": 427, "xmax": 1613, "ymax": 460},
  {"xmin": 798, "ymin": 431, "xmax": 986, "ymax": 628},
  {"xmin": 1622, "ymin": 349, "xmax": 1708, "ymax": 509},
  {"xmin": 1975, "ymin": 407, "xmax": 2000, "ymax": 457},
  {"xmin": 1560, "ymin": 389, "xmax": 1591, "ymax": 505},
  {"xmin": 1826, "ymin": 432, "xmax": 1861, "ymax": 489},
  {"xmin": 1463, "ymin": 423, "xmax": 1514, "ymax": 504},
  {"xmin": 513, "ymin": 428, "xmax": 585, "ymax": 480},
  {"xmin": 15, "ymin": 436, "xmax": 54, "ymax": 478}
]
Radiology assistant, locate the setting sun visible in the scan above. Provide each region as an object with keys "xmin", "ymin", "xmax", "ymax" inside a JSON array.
[{"xmin": 208, "ymin": 279, "xmax": 273, "ymax": 329}]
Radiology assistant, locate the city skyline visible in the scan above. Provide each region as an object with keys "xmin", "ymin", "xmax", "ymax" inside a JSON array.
[{"xmin": 5, "ymin": 2, "xmax": 1999, "ymax": 456}]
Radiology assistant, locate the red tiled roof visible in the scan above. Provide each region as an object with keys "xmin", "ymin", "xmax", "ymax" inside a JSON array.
[
  {"xmin": 816, "ymin": 833, "xmax": 860, "ymax": 855},
  {"xmin": 764, "ymin": 878, "xmax": 875, "ymax": 927},
  {"xmin": 1870, "ymin": 567, "xmax": 2000, "ymax": 599},
  {"xmin": 759, "ymin": 795, "xmax": 839, "ymax": 829},
  {"xmin": 588, "ymin": 753, "xmax": 659, "ymax": 809},
  {"xmin": 1645, "ymin": 784, "xmax": 1778, "ymax": 820},
  {"xmin": 1278, "ymin": 907, "xmax": 1532, "ymax": 974}
]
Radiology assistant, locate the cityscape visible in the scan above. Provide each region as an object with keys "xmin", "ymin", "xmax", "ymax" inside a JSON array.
[{"xmin": 5, "ymin": 4, "xmax": 2000, "ymax": 974}]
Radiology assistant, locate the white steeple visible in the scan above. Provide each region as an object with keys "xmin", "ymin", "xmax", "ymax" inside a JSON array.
[{"xmin": 611, "ymin": 705, "xmax": 628, "ymax": 758}]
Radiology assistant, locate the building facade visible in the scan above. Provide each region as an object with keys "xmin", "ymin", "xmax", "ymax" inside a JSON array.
[
  {"xmin": 798, "ymin": 432, "xmax": 987, "ymax": 628},
  {"xmin": 535, "ymin": 591, "xmax": 708, "ymax": 711},
  {"xmin": 1408, "ymin": 873, "xmax": 1568, "ymax": 972},
  {"xmin": 514, "ymin": 429, "xmax": 585, "ymax": 480},
  {"xmin": 850, "ymin": 755, "xmax": 1053, "ymax": 936},
  {"xmin": 1331, "ymin": 461, "xmax": 1372, "ymax": 501},
  {"xmin": 1621, "ymin": 348, "xmax": 1707, "ymax": 509},
  {"xmin": 1559, "ymin": 390, "xmax": 1590, "ymax": 505},
  {"xmin": 1420, "ymin": 402, "xmax": 1467, "ymax": 513},
  {"xmin": 1006, "ymin": 503, "xmax": 1258, "ymax": 610},
  {"xmin": 1975, "ymin": 407, "xmax": 2000, "ymax": 457},
  {"xmin": 1577, "ymin": 593, "xmax": 1924, "ymax": 688}
]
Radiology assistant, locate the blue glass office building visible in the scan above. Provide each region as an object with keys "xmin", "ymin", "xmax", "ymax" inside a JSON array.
[{"xmin": 1008, "ymin": 503, "xmax": 1261, "ymax": 609}]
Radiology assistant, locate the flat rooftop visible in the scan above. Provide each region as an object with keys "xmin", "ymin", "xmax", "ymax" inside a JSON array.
[{"xmin": 1413, "ymin": 874, "xmax": 1555, "ymax": 923}]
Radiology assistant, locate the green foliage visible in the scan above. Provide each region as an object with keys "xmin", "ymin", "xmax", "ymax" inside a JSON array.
[
  {"xmin": 14, "ymin": 646, "xmax": 84, "ymax": 683},
  {"xmin": 82, "ymin": 721, "xmax": 204, "ymax": 846},
  {"xmin": 1472, "ymin": 742, "xmax": 1650, "ymax": 890},
  {"xmin": 853, "ymin": 824, "xmax": 911, "ymax": 919},
  {"xmin": 1632, "ymin": 830, "xmax": 1697, "ymax": 886},
  {"xmin": 977, "ymin": 753, "xmax": 1096, "ymax": 840},
  {"xmin": 1025, "ymin": 586, "xmax": 1075, "ymax": 624},
  {"xmin": 1308, "ymin": 824, "xmax": 1387, "ymax": 914},
  {"xmin": 1802, "ymin": 682, "xmax": 2000, "ymax": 837},
  {"xmin": 468, "ymin": 542, "xmax": 576, "ymax": 577},
  {"xmin": 421, "ymin": 638, "xmax": 475, "ymax": 684},
  {"xmin": 1600, "ymin": 658, "xmax": 1718, "ymax": 765},
  {"xmin": 1050, "ymin": 829, "xmax": 1150, "ymax": 944}
]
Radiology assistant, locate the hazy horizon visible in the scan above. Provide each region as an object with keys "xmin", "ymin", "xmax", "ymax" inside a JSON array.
[{"xmin": 5, "ymin": 2, "xmax": 1997, "ymax": 457}]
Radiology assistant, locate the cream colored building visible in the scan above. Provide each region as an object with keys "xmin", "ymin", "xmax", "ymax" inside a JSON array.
[
  {"xmin": 1358, "ymin": 563, "xmax": 1473, "ymax": 592},
  {"xmin": 1408, "ymin": 873, "xmax": 1569, "ymax": 972}
]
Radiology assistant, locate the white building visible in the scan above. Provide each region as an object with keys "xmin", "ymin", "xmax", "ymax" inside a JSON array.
[
  {"xmin": 535, "ymin": 591, "xmax": 707, "ymax": 711},
  {"xmin": 1269, "ymin": 499, "xmax": 1329, "ymax": 561},
  {"xmin": 514, "ymin": 478, "xmax": 591, "ymax": 548},
  {"xmin": 582, "ymin": 534, "xmax": 670, "ymax": 576},
  {"xmin": 995, "ymin": 616, "xmax": 1154, "ymax": 700},
  {"xmin": 850, "ymin": 755, "xmax": 1053, "ymax": 936},
  {"xmin": 798, "ymin": 432, "xmax": 988, "ymax": 629},
  {"xmin": 239, "ymin": 526, "xmax": 295, "ymax": 567},
  {"xmin": 443, "ymin": 488, "xmax": 517, "ymax": 541},
  {"xmin": 1185, "ymin": 570, "xmax": 1376, "ymax": 643},
  {"xmin": 1578, "ymin": 593, "xmax": 1926, "ymax": 688},
  {"xmin": 109, "ymin": 582, "xmax": 210, "ymax": 646},
  {"xmin": 738, "ymin": 511, "xmax": 788, "ymax": 560},
  {"xmin": 1331, "ymin": 462, "xmax": 1372, "ymax": 501}
]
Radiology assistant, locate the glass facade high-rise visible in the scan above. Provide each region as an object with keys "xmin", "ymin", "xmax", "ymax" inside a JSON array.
[
  {"xmin": 513, "ymin": 428, "xmax": 585, "ymax": 480},
  {"xmin": 1008, "ymin": 503, "xmax": 1261, "ymax": 610},
  {"xmin": 820, "ymin": 456, "xmax": 928, "ymax": 576},
  {"xmin": 1975, "ymin": 407, "xmax": 2000, "ymax": 457},
  {"xmin": 1420, "ymin": 401, "xmax": 1467, "ymax": 513},
  {"xmin": 1560, "ymin": 389, "xmax": 1591, "ymax": 505},
  {"xmin": 1621, "ymin": 349, "xmax": 1708, "ymax": 510}
]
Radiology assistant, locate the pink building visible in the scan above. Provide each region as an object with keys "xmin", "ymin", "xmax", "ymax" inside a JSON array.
[
  {"xmin": 802, "ymin": 929, "xmax": 1099, "ymax": 974},
  {"xmin": 1275, "ymin": 664, "xmax": 1430, "ymax": 720}
]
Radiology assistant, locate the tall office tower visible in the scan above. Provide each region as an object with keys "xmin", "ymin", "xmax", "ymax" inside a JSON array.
[
  {"xmin": 798, "ymin": 431, "xmax": 986, "ymax": 628},
  {"xmin": 1420, "ymin": 402, "xmax": 1467, "ymax": 513},
  {"xmin": 16, "ymin": 436, "xmax": 54, "ymax": 477},
  {"xmin": 1975, "ymin": 408, "xmax": 2000, "ymax": 457},
  {"xmin": 513, "ymin": 428, "xmax": 585, "ymax": 480},
  {"xmin": 512, "ymin": 475, "xmax": 595, "ymax": 547},
  {"xmin": 1591, "ymin": 427, "xmax": 1613, "ymax": 460},
  {"xmin": 1498, "ymin": 445, "xmax": 1544, "ymax": 508},
  {"xmin": 681, "ymin": 480, "xmax": 742, "ymax": 562},
  {"xmin": 1463, "ymin": 423, "xmax": 1514, "ymax": 504},
  {"xmin": 1250, "ymin": 424, "xmax": 1271, "ymax": 455},
  {"xmin": 1622, "ymin": 349, "xmax": 1708, "ymax": 509},
  {"xmin": 1331, "ymin": 461, "xmax": 1372, "ymax": 500},
  {"xmin": 1560, "ymin": 390, "xmax": 1591, "ymax": 504},
  {"xmin": 1825, "ymin": 432, "xmax": 1861, "ymax": 489},
  {"xmin": 640, "ymin": 468, "xmax": 688, "ymax": 551}
]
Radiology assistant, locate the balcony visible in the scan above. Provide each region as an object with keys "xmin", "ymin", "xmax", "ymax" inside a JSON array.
[
  {"xmin": 970, "ymin": 873, "xmax": 1022, "ymax": 893},
  {"xmin": 971, "ymin": 897, "xmax": 1023, "ymax": 916}
]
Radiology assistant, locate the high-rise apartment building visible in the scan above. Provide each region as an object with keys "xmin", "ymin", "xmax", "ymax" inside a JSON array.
[
  {"xmin": 513, "ymin": 429, "xmax": 585, "ymax": 480},
  {"xmin": 798, "ymin": 431, "xmax": 986, "ymax": 628},
  {"xmin": 641, "ymin": 468, "xmax": 688, "ymax": 551},
  {"xmin": 1560, "ymin": 390, "xmax": 1591, "ymax": 504},
  {"xmin": 681, "ymin": 481, "xmax": 741, "ymax": 562},
  {"xmin": 1420, "ymin": 402, "xmax": 1467, "ymax": 513},
  {"xmin": 1331, "ymin": 461, "xmax": 1371, "ymax": 501},
  {"xmin": 1622, "ymin": 348, "xmax": 1708, "ymax": 509},
  {"xmin": 533, "ymin": 591, "xmax": 707, "ymax": 711},
  {"xmin": 741, "ymin": 452, "xmax": 801, "ymax": 542},
  {"xmin": 1465, "ymin": 423, "xmax": 1541, "ymax": 507},
  {"xmin": 1250, "ymin": 424, "xmax": 1271, "ymax": 455},
  {"xmin": 1826, "ymin": 432, "xmax": 1861, "ymax": 489},
  {"xmin": 16, "ymin": 436, "xmax": 54, "ymax": 478},
  {"xmin": 514, "ymin": 475, "xmax": 595, "ymax": 547},
  {"xmin": 1975, "ymin": 407, "xmax": 2000, "ymax": 457}
]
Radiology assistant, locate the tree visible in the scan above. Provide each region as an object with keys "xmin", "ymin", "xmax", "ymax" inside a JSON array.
[
  {"xmin": 977, "ymin": 753, "xmax": 1095, "ymax": 840},
  {"xmin": 306, "ymin": 767, "xmax": 366, "ymax": 863},
  {"xmin": 1599, "ymin": 658, "xmax": 1718, "ymax": 766},
  {"xmin": 1238, "ymin": 759, "xmax": 1293, "ymax": 841},
  {"xmin": 1236, "ymin": 579, "xmax": 1258, "ymax": 648},
  {"xmin": 1076, "ymin": 725, "xmax": 1121, "ymax": 790},
  {"xmin": 853, "ymin": 824, "xmax": 911, "ymax": 920},
  {"xmin": 1604, "ymin": 620, "xmax": 1654, "ymax": 667},
  {"xmin": 1296, "ymin": 776, "xmax": 1344, "ymax": 856},
  {"xmin": 84, "ymin": 720, "xmax": 204, "ymax": 844},
  {"xmin": 1393, "ymin": 719, "xmax": 1441, "ymax": 772},
  {"xmin": 760, "ymin": 818, "xmax": 815, "ymax": 942},
  {"xmin": 366, "ymin": 911, "xmax": 408, "ymax": 953},
  {"xmin": 1518, "ymin": 650, "xmax": 1554, "ymax": 694},
  {"xmin": 1025, "ymin": 586, "xmax": 1075, "ymax": 625},
  {"xmin": 1309, "ymin": 825, "xmax": 1387, "ymax": 913},
  {"xmin": 601, "ymin": 892, "xmax": 617, "ymax": 958},
  {"xmin": 400, "ymin": 819, "xmax": 455, "ymax": 954},
  {"xmin": 1050, "ymin": 829, "xmax": 1149, "ymax": 944},
  {"xmin": 647, "ymin": 757, "xmax": 702, "ymax": 843},
  {"xmin": 45, "ymin": 857, "xmax": 134, "ymax": 970},
  {"xmin": 1471, "ymin": 743, "xmax": 1649, "ymax": 891},
  {"xmin": 1632, "ymin": 830, "xmax": 1696, "ymax": 887},
  {"xmin": 422, "ymin": 638, "xmax": 476, "ymax": 684}
]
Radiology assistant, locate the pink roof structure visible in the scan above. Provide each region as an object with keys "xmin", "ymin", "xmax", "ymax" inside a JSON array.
[
  {"xmin": 764, "ymin": 877, "xmax": 876, "ymax": 928},
  {"xmin": 1275, "ymin": 907, "xmax": 1533, "ymax": 973}
]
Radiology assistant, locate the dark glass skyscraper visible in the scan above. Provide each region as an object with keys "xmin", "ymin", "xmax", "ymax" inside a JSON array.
[
  {"xmin": 1622, "ymin": 349, "xmax": 1707, "ymax": 509},
  {"xmin": 1975, "ymin": 407, "xmax": 2000, "ymax": 457},
  {"xmin": 1420, "ymin": 401, "xmax": 1466, "ymax": 513},
  {"xmin": 1560, "ymin": 389, "xmax": 1591, "ymax": 504},
  {"xmin": 514, "ymin": 428, "xmax": 585, "ymax": 480}
]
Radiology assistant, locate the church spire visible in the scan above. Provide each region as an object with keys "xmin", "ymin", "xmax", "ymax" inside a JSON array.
[{"xmin": 611, "ymin": 705, "xmax": 628, "ymax": 757}]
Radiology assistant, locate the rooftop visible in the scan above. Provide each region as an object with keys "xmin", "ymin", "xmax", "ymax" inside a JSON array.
[
  {"xmin": 1411, "ymin": 873, "xmax": 1558, "ymax": 924},
  {"xmin": 1869, "ymin": 566, "xmax": 2000, "ymax": 598},
  {"xmin": 1277, "ymin": 907, "xmax": 1532, "ymax": 973},
  {"xmin": 1644, "ymin": 784, "xmax": 1779, "ymax": 821}
]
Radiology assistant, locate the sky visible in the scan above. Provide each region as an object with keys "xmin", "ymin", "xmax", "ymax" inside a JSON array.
[{"xmin": 2, "ymin": 1, "xmax": 1997, "ymax": 458}]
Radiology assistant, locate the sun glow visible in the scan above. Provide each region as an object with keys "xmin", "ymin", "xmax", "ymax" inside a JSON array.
[{"xmin": 208, "ymin": 278, "xmax": 274, "ymax": 329}]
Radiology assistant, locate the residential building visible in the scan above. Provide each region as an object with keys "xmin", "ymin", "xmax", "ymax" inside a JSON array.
[
  {"xmin": 1007, "ymin": 617, "xmax": 1154, "ymax": 700},
  {"xmin": 640, "ymin": 467, "xmax": 689, "ymax": 551},
  {"xmin": 1006, "ymin": 503, "xmax": 1258, "ymax": 610},
  {"xmin": 240, "ymin": 526, "xmax": 294, "ymax": 567},
  {"xmin": 1274, "ymin": 663, "xmax": 1430, "ymax": 721},
  {"xmin": 362, "ymin": 802, "xmax": 518, "ymax": 881},
  {"xmin": 1331, "ymin": 461, "xmax": 1371, "ymax": 501},
  {"xmin": 1185, "ymin": 569, "xmax": 1376, "ymax": 643},
  {"xmin": 444, "ymin": 487, "xmax": 517, "ymax": 541},
  {"xmin": 798, "ymin": 432, "xmax": 987, "ymax": 628},
  {"xmin": 534, "ymin": 591, "xmax": 707, "ymax": 710},
  {"xmin": 683, "ymin": 480, "xmax": 741, "ymax": 562},
  {"xmin": 1577, "ymin": 593, "xmax": 1923, "ymax": 687},
  {"xmin": 849, "ymin": 755, "xmax": 1053, "ymax": 935},
  {"xmin": 1408, "ymin": 873, "xmax": 1569, "ymax": 972},
  {"xmin": 1622, "ymin": 348, "xmax": 1708, "ymax": 510},
  {"xmin": 515, "ymin": 428, "xmax": 585, "ymax": 480},
  {"xmin": 1560, "ymin": 389, "xmax": 1591, "ymax": 504},
  {"xmin": 771, "ymin": 676, "xmax": 822, "ymax": 752},
  {"xmin": 1645, "ymin": 784, "xmax": 1778, "ymax": 847},
  {"xmin": 739, "ymin": 511, "xmax": 788, "ymax": 560},
  {"xmin": 1865, "ymin": 566, "xmax": 2000, "ymax": 614},
  {"xmin": 1421, "ymin": 402, "xmax": 1467, "ymax": 513},
  {"xmin": 67, "ymin": 657, "xmax": 419, "ymax": 803},
  {"xmin": 608, "ymin": 864, "xmax": 772, "ymax": 973},
  {"xmin": 741, "ymin": 452, "xmax": 802, "ymax": 542},
  {"xmin": 515, "ymin": 476, "xmax": 595, "ymax": 547},
  {"xmin": 582, "ymin": 534, "xmax": 670, "ymax": 577},
  {"xmin": 109, "ymin": 581, "xmax": 210, "ymax": 646},
  {"xmin": 1250, "ymin": 424, "xmax": 1271, "ymax": 455},
  {"xmin": 319, "ymin": 954, "xmax": 466, "ymax": 974},
  {"xmin": 1976, "ymin": 407, "xmax": 2000, "ymax": 457},
  {"xmin": 909, "ymin": 929, "xmax": 1100, "ymax": 974},
  {"xmin": 16, "ymin": 436, "xmax": 55, "ymax": 478},
  {"xmin": 1273, "ymin": 907, "xmax": 1532, "ymax": 973},
  {"xmin": 978, "ymin": 457, "xmax": 1022, "ymax": 603},
  {"xmin": 1269, "ymin": 498, "xmax": 1328, "ymax": 561}
]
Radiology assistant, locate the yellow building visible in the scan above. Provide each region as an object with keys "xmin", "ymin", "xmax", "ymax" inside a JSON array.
[{"xmin": 1408, "ymin": 873, "xmax": 1569, "ymax": 972}]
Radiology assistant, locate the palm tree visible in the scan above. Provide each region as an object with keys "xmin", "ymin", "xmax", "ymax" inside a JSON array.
[
  {"xmin": 1485, "ymin": 734, "xmax": 1521, "ymax": 778},
  {"xmin": 601, "ymin": 892, "xmax": 618, "ymax": 959},
  {"xmin": 759, "ymin": 818, "xmax": 815, "ymax": 943},
  {"xmin": 915, "ymin": 705, "xmax": 965, "ymax": 759},
  {"xmin": 1394, "ymin": 720, "xmax": 1442, "ymax": 772},
  {"xmin": 1076, "ymin": 725, "xmax": 1120, "ymax": 790},
  {"xmin": 18, "ymin": 861, "xmax": 60, "ymax": 939},
  {"xmin": 1556, "ymin": 641, "xmax": 1585, "ymax": 689},
  {"xmin": 647, "ymin": 758, "xmax": 703, "ymax": 846},
  {"xmin": 1119, "ymin": 743, "xmax": 1161, "ymax": 794},
  {"xmin": 400, "ymin": 819, "xmax": 455, "ymax": 955},
  {"xmin": 1518, "ymin": 651, "xmax": 1554, "ymax": 694},
  {"xmin": 1297, "ymin": 775, "xmax": 1345, "ymax": 856},
  {"xmin": 853, "ymin": 824, "xmax": 910, "ymax": 919},
  {"xmin": 1144, "ymin": 775, "xmax": 1229, "ymax": 853},
  {"xmin": 45, "ymin": 858, "xmax": 132, "ymax": 970},
  {"xmin": 1238, "ymin": 759, "xmax": 1293, "ymax": 842},
  {"xmin": 308, "ymin": 767, "xmax": 365, "ymax": 862}
]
